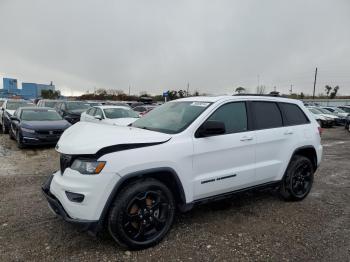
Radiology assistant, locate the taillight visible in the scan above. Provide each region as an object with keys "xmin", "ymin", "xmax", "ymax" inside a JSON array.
[{"xmin": 318, "ymin": 126, "xmax": 323, "ymax": 136}]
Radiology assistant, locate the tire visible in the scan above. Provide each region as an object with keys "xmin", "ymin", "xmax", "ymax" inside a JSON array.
[
  {"xmin": 2, "ymin": 119, "xmax": 8, "ymax": 134},
  {"xmin": 16, "ymin": 131, "xmax": 25, "ymax": 149},
  {"xmin": 280, "ymin": 155, "xmax": 314, "ymax": 201},
  {"xmin": 9, "ymin": 128, "xmax": 15, "ymax": 140},
  {"xmin": 108, "ymin": 178, "xmax": 175, "ymax": 250}
]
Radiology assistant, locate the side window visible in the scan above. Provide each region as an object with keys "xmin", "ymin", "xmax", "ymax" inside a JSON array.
[
  {"xmin": 94, "ymin": 108, "xmax": 104, "ymax": 118},
  {"xmin": 134, "ymin": 106, "xmax": 145, "ymax": 112},
  {"xmin": 87, "ymin": 108, "xmax": 96, "ymax": 115},
  {"xmin": 252, "ymin": 101, "xmax": 283, "ymax": 130},
  {"xmin": 207, "ymin": 102, "xmax": 248, "ymax": 134},
  {"xmin": 279, "ymin": 103, "xmax": 310, "ymax": 126}
]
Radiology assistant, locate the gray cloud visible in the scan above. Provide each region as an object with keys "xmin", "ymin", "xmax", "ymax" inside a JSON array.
[{"xmin": 0, "ymin": 0, "xmax": 350, "ymax": 96}]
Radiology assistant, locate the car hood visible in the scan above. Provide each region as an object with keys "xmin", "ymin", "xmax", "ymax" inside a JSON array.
[
  {"xmin": 56, "ymin": 122, "xmax": 171, "ymax": 155},
  {"xmin": 104, "ymin": 117, "xmax": 139, "ymax": 126},
  {"xmin": 5, "ymin": 110, "xmax": 15, "ymax": 116},
  {"xmin": 21, "ymin": 120, "xmax": 71, "ymax": 130},
  {"xmin": 337, "ymin": 112, "xmax": 348, "ymax": 117},
  {"xmin": 319, "ymin": 114, "xmax": 338, "ymax": 119}
]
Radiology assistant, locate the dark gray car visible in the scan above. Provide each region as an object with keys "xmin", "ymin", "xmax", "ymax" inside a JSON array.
[{"xmin": 9, "ymin": 107, "xmax": 71, "ymax": 148}]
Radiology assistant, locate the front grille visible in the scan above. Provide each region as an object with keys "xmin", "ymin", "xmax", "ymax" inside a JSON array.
[
  {"xmin": 36, "ymin": 130, "xmax": 64, "ymax": 135},
  {"xmin": 60, "ymin": 154, "xmax": 73, "ymax": 174}
]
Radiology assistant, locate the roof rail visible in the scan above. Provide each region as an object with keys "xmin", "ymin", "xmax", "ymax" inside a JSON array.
[{"xmin": 233, "ymin": 93, "xmax": 282, "ymax": 97}]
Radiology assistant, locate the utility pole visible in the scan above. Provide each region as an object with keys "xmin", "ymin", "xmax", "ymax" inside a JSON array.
[
  {"xmin": 290, "ymin": 84, "xmax": 293, "ymax": 94},
  {"xmin": 313, "ymin": 67, "xmax": 318, "ymax": 100},
  {"xmin": 187, "ymin": 83, "xmax": 190, "ymax": 97},
  {"xmin": 128, "ymin": 85, "xmax": 131, "ymax": 96}
]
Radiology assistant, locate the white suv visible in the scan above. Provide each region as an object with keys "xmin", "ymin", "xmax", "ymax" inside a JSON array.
[{"xmin": 42, "ymin": 96, "xmax": 322, "ymax": 249}]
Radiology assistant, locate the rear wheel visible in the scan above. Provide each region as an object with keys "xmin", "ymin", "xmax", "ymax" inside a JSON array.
[
  {"xmin": 108, "ymin": 178, "xmax": 175, "ymax": 250},
  {"xmin": 280, "ymin": 155, "xmax": 314, "ymax": 201}
]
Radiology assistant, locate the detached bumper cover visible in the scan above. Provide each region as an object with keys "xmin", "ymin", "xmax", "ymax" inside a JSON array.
[{"xmin": 41, "ymin": 174, "xmax": 99, "ymax": 233}]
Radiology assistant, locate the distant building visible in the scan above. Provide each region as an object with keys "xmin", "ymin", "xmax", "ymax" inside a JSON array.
[
  {"xmin": 21, "ymin": 82, "xmax": 55, "ymax": 99},
  {"xmin": 0, "ymin": 78, "xmax": 56, "ymax": 99},
  {"xmin": 1, "ymin": 78, "xmax": 21, "ymax": 97}
]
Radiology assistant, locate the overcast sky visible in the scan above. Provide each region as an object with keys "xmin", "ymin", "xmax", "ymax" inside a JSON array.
[{"xmin": 0, "ymin": 0, "xmax": 349, "ymax": 96}]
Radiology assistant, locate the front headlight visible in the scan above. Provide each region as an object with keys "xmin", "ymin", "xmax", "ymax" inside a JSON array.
[
  {"xmin": 21, "ymin": 127, "xmax": 35, "ymax": 133},
  {"xmin": 70, "ymin": 159, "xmax": 106, "ymax": 175}
]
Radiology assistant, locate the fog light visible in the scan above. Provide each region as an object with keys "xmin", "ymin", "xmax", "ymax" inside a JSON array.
[{"xmin": 65, "ymin": 191, "xmax": 85, "ymax": 203}]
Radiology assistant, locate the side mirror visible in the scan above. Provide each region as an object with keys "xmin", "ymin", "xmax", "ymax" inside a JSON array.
[
  {"xmin": 10, "ymin": 116, "xmax": 19, "ymax": 121},
  {"xmin": 196, "ymin": 120, "xmax": 226, "ymax": 138},
  {"xmin": 94, "ymin": 115, "xmax": 102, "ymax": 120}
]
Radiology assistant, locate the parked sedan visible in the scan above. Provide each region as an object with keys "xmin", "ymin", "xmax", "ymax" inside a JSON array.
[
  {"xmin": 80, "ymin": 105, "xmax": 139, "ymax": 126},
  {"xmin": 307, "ymin": 108, "xmax": 334, "ymax": 127},
  {"xmin": 9, "ymin": 107, "xmax": 71, "ymax": 148},
  {"xmin": 132, "ymin": 105, "xmax": 157, "ymax": 117},
  {"xmin": 37, "ymin": 99, "xmax": 60, "ymax": 108},
  {"xmin": 0, "ymin": 99, "xmax": 35, "ymax": 133},
  {"xmin": 55, "ymin": 101, "xmax": 91, "ymax": 124},
  {"xmin": 315, "ymin": 107, "xmax": 344, "ymax": 125}
]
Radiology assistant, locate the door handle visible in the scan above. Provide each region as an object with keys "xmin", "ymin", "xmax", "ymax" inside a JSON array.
[
  {"xmin": 284, "ymin": 130, "xmax": 294, "ymax": 135},
  {"xmin": 240, "ymin": 136, "xmax": 253, "ymax": 141}
]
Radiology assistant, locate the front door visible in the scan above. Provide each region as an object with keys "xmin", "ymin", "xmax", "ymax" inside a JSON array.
[{"xmin": 192, "ymin": 102, "xmax": 256, "ymax": 200}]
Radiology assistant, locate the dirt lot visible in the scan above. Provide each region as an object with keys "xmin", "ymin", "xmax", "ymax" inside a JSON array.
[{"xmin": 0, "ymin": 127, "xmax": 349, "ymax": 261}]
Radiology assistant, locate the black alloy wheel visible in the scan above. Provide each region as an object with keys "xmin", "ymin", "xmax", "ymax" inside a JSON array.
[
  {"xmin": 290, "ymin": 163, "xmax": 313, "ymax": 198},
  {"xmin": 280, "ymin": 155, "xmax": 314, "ymax": 201},
  {"xmin": 108, "ymin": 178, "xmax": 175, "ymax": 249}
]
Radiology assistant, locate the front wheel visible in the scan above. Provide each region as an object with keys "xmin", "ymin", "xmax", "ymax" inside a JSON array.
[
  {"xmin": 280, "ymin": 155, "xmax": 314, "ymax": 201},
  {"xmin": 2, "ymin": 119, "xmax": 8, "ymax": 134},
  {"xmin": 16, "ymin": 131, "xmax": 25, "ymax": 149},
  {"xmin": 108, "ymin": 178, "xmax": 175, "ymax": 250}
]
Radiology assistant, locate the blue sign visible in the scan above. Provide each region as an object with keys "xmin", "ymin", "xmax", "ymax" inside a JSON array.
[{"xmin": 163, "ymin": 91, "xmax": 169, "ymax": 97}]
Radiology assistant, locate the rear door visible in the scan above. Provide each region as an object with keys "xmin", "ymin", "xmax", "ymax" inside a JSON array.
[
  {"xmin": 192, "ymin": 101, "xmax": 256, "ymax": 200},
  {"xmin": 252, "ymin": 101, "xmax": 296, "ymax": 183}
]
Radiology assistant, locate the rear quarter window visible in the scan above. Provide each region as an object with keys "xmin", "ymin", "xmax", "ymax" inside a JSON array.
[{"xmin": 279, "ymin": 103, "xmax": 310, "ymax": 126}]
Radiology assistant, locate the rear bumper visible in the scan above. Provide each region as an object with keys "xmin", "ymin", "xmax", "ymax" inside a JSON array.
[{"xmin": 41, "ymin": 174, "xmax": 99, "ymax": 233}]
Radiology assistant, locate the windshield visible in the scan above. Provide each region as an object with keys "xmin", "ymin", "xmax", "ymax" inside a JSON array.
[
  {"xmin": 340, "ymin": 107, "xmax": 350, "ymax": 113},
  {"xmin": 308, "ymin": 108, "xmax": 323, "ymax": 114},
  {"xmin": 7, "ymin": 101, "xmax": 34, "ymax": 110},
  {"xmin": 332, "ymin": 108, "xmax": 345, "ymax": 113},
  {"xmin": 44, "ymin": 101, "xmax": 58, "ymax": 108},
  {"xmin": 66, "ymin": 102, "xmax": 90, "ymax": 110},
  {"xmin": 104, "ymin": 108, "xmax": 139, "ymax": 119},
  {"xmin": 318, "ymin": 108, "xmax": 333, "ymax": 114},
  {"xmin": 132, "ymin": 101, "xmax": 211, "ymax": 134},
  {"xmin": 21, "ymin": 109, "xmax": 63, "ymax": 121}
]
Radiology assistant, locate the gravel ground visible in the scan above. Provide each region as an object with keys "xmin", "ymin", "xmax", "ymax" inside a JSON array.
[{"xmin": 0, "ymin": 127, "xmax": 349, "ymax": 261}]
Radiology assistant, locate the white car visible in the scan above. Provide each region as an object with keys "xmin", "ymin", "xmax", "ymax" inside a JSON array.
[
  {"xmin": 43, "ymin": 96, "xmax": 322, "ymax": 249},
  {"xmin": 80, "ymin": 105, "xmax": 139, "ymax": 126},
  {"xmin": 307, "ymin": 108, "xmax": 334, "ymax": 127}
]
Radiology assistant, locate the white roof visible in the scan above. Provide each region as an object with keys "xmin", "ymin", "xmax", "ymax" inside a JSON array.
[
  {"xmin": 92, "ymin": 105, "xmax": 131, "ymax": 110},
  {"xmin": 176, "ymin": 95, "xmax": 302, "ymax": 104}
]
